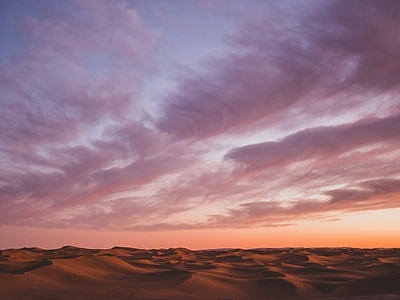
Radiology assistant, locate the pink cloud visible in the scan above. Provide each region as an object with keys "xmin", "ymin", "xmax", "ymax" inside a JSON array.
[
  {"xmin": 194, "ymin": 178, "xmax": 400, "ymax": 229},
  {"xmin": 18, "ymin": 0, "xmax": 159, "ymax": 61},
  {"xmin": 225, "ymin": 114, "xmax": 400, "ymax": 171},
  {"xmin": 1, "ymin": 0, "xmax": 400, "ymax": 234},
  {"xmin": 155, "ymin": 1, "xmax": 400, "ymax": 140},
  {"xmin": 1, "ymin": 0, "xmax": 161, "ymax": 151}
]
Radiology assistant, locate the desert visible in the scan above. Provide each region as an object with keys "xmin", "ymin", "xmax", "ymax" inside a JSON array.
[
  {"xmin": 2, "ymin": 1, "xmax": 400, "ymax": 299},
  {"xmin": 1, "ymin": 246, "xmax": 400, "ymax": 300}
]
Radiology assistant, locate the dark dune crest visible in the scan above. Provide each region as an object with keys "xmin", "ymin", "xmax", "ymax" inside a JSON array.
[{"xmin": 1, "ymin": 247, "xmax": 400, "ymax": 299}]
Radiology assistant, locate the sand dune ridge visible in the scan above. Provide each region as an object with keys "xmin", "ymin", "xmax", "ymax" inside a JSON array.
[{"xmin": 1, "ymin": 247, "xmax": 400, "ymax": 299}]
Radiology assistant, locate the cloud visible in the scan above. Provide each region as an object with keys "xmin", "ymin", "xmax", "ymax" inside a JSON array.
[
  {"xmin": 0, "ymin": 0, "xmax": 168, "ymax": 227},
  {"xmin": 155, "ymin": 0, "xmax": 400, "ymax": 140},
  {"xmin": 17, "ymin": 0, "xmax": 159, "ymax": 61},
  {"xmin": 1, "ymin": 0, "xmax": 400, "ymax": 232},
  {"xmin": 201, "ymin": 178, "xmax": 400, "ymax": 229},
  {"xmin": 327, "ymin": 179, "xmax": 400, "ymax": 206},
  {"xmin": 0, "ymin": 0, "xmax": 161, "ymax": 153},
  {"xmin": 224, "ymin": 113, "xmax": 400, "ymax": 171}
]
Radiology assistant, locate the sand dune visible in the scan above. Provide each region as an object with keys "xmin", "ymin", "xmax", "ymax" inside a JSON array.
[{"xmin": 1, "ymin": 247, "xmax": 400, "ymax": 299}]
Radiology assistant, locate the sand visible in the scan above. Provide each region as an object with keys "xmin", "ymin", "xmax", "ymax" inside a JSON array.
[{"xmin": 1, "ymin": 246, "xmax": 400, "ymax": 300}]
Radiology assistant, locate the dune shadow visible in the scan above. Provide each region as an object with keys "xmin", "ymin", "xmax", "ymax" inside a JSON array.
[{"xmin": 0, "ymin": 259, "xmax": 53, "ymax": 274}]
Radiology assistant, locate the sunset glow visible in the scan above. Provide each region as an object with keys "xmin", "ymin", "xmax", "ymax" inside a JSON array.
[{"xmin": 1, "ymin": 0, "xmax": 400, "ymax": 249}]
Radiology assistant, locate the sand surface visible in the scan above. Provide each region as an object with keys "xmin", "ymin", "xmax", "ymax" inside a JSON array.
[{"xmin": 1, "ymin": 246, "xmax": 400, "ymax": 300}]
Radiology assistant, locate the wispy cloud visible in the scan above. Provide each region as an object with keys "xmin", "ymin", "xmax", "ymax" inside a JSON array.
[
  {"xmin": 0, "ymin": 0, "xmax": 400, "ymax": 233},
  {"xmin": 155, "ymin": 0, "xmax": 400, "ymax": 140},
  {"xmin": 225, "ymin": 114, "xmax": 400, "ymax": 171}
]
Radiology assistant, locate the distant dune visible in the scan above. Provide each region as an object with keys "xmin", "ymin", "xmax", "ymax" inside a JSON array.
[{"xmin": 1, "ymin": 246, "xmax": 400, "ymax": 299}]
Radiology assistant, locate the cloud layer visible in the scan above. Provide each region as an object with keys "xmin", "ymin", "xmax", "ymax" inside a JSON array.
[{"xmin": 1, "ymin": 0, "xmax": 400, "ymax": 232}]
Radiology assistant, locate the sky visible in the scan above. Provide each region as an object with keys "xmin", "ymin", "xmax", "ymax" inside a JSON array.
[{"xmin": 1, "ymin": 0, "xmax": 400, "ymax": 250}]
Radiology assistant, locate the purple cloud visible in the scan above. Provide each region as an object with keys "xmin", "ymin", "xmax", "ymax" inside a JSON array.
[
  {"xmin": 155, "ymin": 0, "xmax": 400, "ymax": 140},
  {"xmin": 327, "ymin": 179, "xmax": 400, "ymax": 206},
  {"xmin": 1, "ymin": 0, "xmax": 400, "ymax": 233},
  {"xmin": 224, "ymin": 114, "xmax": 400, "ymax": 171},
  {"xmin": 200, "ymin": 178, "xmax": 400, "ymax": 229},
  {"xmin": 1, "ymin": 0, "xmax": 160, "ymax": 152}
]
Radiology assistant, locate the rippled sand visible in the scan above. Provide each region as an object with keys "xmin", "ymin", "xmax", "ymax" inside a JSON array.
[{"xmin": 1, "ymin": 246, "xmax": 400, "ymax": 299}]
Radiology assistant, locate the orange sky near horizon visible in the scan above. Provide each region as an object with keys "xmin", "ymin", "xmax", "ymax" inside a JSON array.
[{"xmin": 1, "ymin": 208, "xmax": 399, "ymax": 250}]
